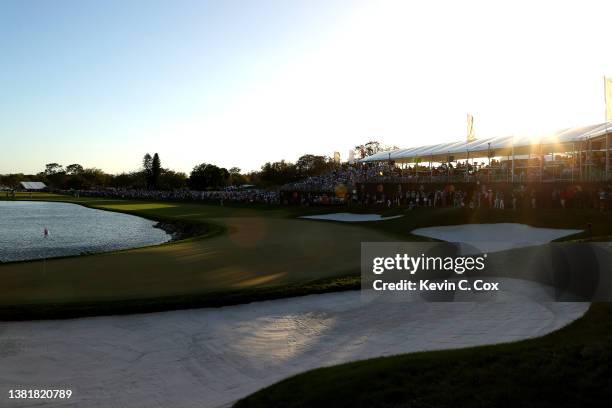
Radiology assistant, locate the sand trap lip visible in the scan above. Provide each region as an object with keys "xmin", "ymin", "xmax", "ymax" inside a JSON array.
[
  {"xmin": 300, "ymin": 213, "xmax": 403, "ymax": 222},
  {"xmin": 0, "ymin": 279, "xmax": 588, "ymax": 408},
  {"xmin": 412, "ymin": 223, "xmax": 582, "ymax": 253}
]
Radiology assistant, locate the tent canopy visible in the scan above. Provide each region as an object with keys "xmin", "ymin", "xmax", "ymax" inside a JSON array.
[
  {"xmin": 360, "ymin": 121, "xmax": 612, "ymax": 164},
  {"xmin": 20, "ymin": 181, "xmax": 47, "ymax": 190}
]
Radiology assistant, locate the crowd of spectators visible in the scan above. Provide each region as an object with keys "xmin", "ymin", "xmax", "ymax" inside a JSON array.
[
  {"xmin": 281, "ymin": 166, "xmax": 362, "ymax": 192},
  {"xmin": 279, "ymin": 162, "xmax": 505, "ymax": 192},
  {"xmin": 61, "ymin": 187, "xmax": 279, "ymax": 204},
  {"xmin": 15, "ymin": 159, "xmax": 608, "ymax": 213},
  {"xmin": 357, "ymin": 183, "xmax": 611, "ymax": 211},
  {"xmin": 281, "ymin": 155, "xmax": 610, "ymax": 193},
  {"xmin": 49, "ymin": 181, "xmax": 610, "ymax": 211}
]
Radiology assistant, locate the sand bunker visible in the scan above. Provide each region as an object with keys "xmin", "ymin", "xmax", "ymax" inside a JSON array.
[
  {"xmin": 0, "ymin": 280, "xmax": 588, "ymax": 408},
  {"xmin": 301, "ymin": 213, "xmax": 403, "ymax": 222},
  {"xmin": 412, "ymin": 223, "xmax": 582, "ymax": 253},
  {"xmin": 0, "ymin": 222, "xmax": 589, "ymax": 407}
]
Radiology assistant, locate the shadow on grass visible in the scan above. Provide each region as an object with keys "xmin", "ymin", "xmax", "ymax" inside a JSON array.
[{"xmin": 0, "ymin": 275, "xmax": 360, "ymax": 321}]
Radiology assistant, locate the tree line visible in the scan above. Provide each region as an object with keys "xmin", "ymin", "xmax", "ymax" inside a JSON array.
[{"xmin": 0, "ymin": 140, "xmax": 393, "ymax": 190}]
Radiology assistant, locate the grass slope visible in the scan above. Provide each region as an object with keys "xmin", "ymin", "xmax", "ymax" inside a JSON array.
[
  {"xmin": 235, "ymin": 302, "xmax": 612, "ymax": 408},
  {"xmin": 0, "ymin": 194, "xmax": 392, "ymax": 319},
  {"xmin": 3, "ymin": 193, "xmax": 612, "ymax": 406},
  {"xmin": 1, "ymin": 193, "xmax": 610, "ymax": 320}
]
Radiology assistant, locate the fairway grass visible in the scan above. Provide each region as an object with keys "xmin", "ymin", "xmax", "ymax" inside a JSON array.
[
  {"xmin": 1, "ymin": 192, "xmax": 610, "ymax": 319},
  {"xmin": 2, "ymin": 193, "xmax": 611, "ymax": 407},
  {"xmin": 0, "ymin": 194, "xmax": 394, "ymax": 319}
]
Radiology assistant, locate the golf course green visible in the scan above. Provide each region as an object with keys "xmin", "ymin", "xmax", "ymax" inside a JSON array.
[
  {"xmin": 0, "ymin": 193, "xmax": 393, "ymax": 319},
  {"xmin": 2, "ymin": 193, "xmax": 611, "ymax": 408},
  {"xmin": 1, "ymin": 192, "xmax": 609, "ymax": 319}
]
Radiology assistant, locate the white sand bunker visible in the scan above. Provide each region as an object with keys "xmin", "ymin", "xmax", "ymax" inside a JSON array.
[
  {"xmin": 412, "ymin": 223, "xmax": 582, "ymax": 253},
  {"xmin": 301, "ymin": 212, "xmax": 403, "ymax": 222},
  {"xmin": 0, "ymin": 281, "xmax": 588, "ymax": 408}
]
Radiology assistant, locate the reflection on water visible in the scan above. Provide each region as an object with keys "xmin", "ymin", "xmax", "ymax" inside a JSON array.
[{"xmin": 0, "ymin": 201, "xmax": 171, "ymax": 262}]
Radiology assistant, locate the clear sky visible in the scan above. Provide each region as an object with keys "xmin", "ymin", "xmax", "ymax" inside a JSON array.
[{"xmin": 2, "ymin": 0, "xmax": 612, "ymax": 175}]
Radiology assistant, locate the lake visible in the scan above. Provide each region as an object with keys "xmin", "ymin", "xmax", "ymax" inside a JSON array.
[{"xmin": 0, "ymin": 201, "xmax": 171, "ymax": 262}]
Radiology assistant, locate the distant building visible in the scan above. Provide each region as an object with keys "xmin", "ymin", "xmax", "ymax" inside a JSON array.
[{"xmin": 20, "ymin": 181, "xmax": 47, "ymax": 191}]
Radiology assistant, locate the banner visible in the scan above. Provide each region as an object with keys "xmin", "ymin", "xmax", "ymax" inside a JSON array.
[{"xmin": 467, "ymin": 113, "xmax": 475, "ymax": 142}]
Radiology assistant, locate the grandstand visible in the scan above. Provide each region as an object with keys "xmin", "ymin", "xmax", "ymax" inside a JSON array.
[
  {"xmin": 360, "ymin": 121, "xmax": 612, "ymax": 183},
  {"xmin": 20, "ymin": 181, "xmax": 47, "ymax": 191}
]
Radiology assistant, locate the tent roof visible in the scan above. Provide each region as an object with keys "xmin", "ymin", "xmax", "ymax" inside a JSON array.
[
  {"xmin": 361, "ymin": 121, "xmax": 612, "ymax": 163},
  {"xmin": 20, "ymin": 181, "xmax": 47, "ymax": 190}
]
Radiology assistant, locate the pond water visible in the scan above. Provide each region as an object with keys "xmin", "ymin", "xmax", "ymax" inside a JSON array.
[{"xmin": 0, "ymin": 201, "xmax": 171, "ymax": 262}]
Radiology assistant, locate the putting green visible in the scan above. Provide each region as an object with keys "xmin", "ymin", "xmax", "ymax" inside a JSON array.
[
  {"xmin": 1, "ymin": 193, "xmax": 609, "ymax": 319},
  {"xmin": 0, "ymin": 194, "xmax": 395, "ymax": 314}
]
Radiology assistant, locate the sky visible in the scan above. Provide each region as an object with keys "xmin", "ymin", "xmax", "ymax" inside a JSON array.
[{"xmin": 2, "ymin": 0, "xmax": 612, "ymax": 175}]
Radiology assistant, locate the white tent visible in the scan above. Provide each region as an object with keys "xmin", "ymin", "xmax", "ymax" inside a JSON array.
[
  {"xmin": 20, "ymin": 181, "xmax": 47, "ymax": 190},
  {"xmin": 360, "ymin": 121, "xmax": 612, "ymax": 164}
]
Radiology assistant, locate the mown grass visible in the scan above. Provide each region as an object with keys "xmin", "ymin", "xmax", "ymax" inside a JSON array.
[
  {"xmin": 235, "ymin": 302, "xmax": 612, "ymax": 408},
  {"xmin": 0, "ymin": 194, "xmax": 390, "ymax": 319},
  {"xmin": 230, "ymin": 202, "xmax": 612, "ymax": 408},
  {"xmin": 3, "ymin": 193, "xmax": 612, "ymax": 406},
  {"xmin": 1, "ymin": 193, "xmax": 610, "ymax": 319}
]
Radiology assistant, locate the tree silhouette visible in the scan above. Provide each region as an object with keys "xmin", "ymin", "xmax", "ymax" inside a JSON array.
[
  {"xmin": 152, "ymin": 153, "xmax": 161, "ymax": 189},
  {"xmin": 143, "ymin": 153, "xmax": 153, "ymax": 189}
]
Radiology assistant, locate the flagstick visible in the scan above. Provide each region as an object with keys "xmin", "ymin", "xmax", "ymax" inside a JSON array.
[{"xmin": 43, "ymin": 228, "xmax": 47, "ymax": 277}]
